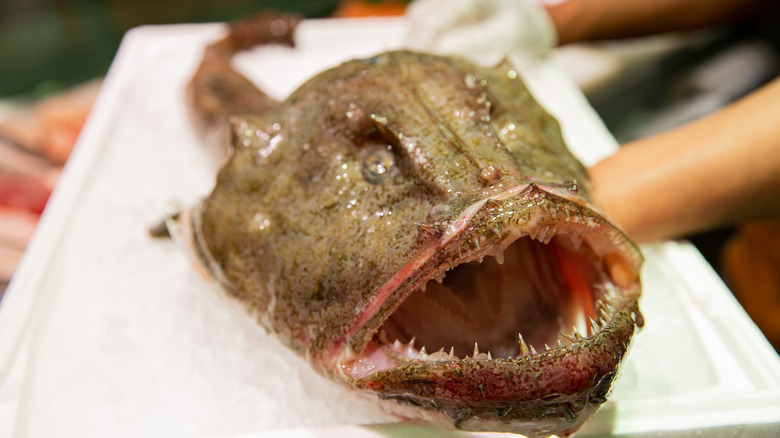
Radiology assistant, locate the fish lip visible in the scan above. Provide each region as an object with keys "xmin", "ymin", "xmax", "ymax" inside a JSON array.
[{"xmin": 329, "ymin": 183, "xmax": 642, "ymax": 370}]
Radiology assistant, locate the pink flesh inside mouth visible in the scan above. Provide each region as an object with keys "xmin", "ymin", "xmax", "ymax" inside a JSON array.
[{"xmin": 340, "ymin": 225, "xmax": 633, "ymax": 381}]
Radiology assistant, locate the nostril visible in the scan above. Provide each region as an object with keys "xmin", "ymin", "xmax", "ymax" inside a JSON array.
[{"xmin": 478, "ymin": 165, "xmax": 501, "ymax": 186}]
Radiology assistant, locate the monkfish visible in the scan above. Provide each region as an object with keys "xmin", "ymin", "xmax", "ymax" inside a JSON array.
[{"xmin": 160, "ymin": 12, "xmax": 643, "ymax": 438}]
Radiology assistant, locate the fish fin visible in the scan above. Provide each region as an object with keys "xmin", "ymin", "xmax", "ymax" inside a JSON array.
[{"xmin": 186, "ymin": 12, "xmax": 302, "ymax": 158}]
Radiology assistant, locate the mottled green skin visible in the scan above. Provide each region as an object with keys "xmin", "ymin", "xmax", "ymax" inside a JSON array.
[
  {"xmin": 199, "ymin": 51, "xmax": 591, "ymax": 357},
  {"xmin": 186, "ymin": 42, "xmax": 643, "ymax": 437}
]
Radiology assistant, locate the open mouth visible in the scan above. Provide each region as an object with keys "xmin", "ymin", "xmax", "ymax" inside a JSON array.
[
  {"xmin": 379, "ymin": 234, "xmax": 605, "ymax": 361},
  {"xmin": 339, "ymin": 187, "xmax": 642, "ymax": 383}
]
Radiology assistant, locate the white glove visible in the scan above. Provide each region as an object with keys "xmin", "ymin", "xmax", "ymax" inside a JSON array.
[{"xmin": 404, "ymin": 0, "xmax": 557, "ymax": 61}]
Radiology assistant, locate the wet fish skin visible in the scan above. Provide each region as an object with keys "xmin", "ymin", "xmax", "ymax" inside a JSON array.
[
  {"xmin": 175, "ymin": 13, "xmax": 643, "ymax": 438},
  {"xmin": 197, "ymin": 51, "xmax": 585, "ymax": 356}
]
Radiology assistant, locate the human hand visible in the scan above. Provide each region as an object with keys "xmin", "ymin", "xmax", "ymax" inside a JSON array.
[{"xmin": 404, "ymin": 0, "xmax": 557, "ymax": 61}]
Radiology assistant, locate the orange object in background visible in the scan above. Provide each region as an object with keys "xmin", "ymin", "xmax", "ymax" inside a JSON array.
[
  {"xmin": 0, "ymin": 79, "xmax": 101, "ymax": 296},
  {"xmin": 0, "ymin": 80, "xmax": 100, "ymax": 166},
  {"xmin": 333, "ymin": 0, "xmax": 408, "ymax": 17},
  {"xmin": 722, "ymin": 219, "xmax": 780, "ymax": 354}
]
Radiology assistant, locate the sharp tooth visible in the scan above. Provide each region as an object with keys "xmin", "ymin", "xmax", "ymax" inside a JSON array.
[
  {"xmin": 529, "ymin": 345, "xmax": 538, "ymax": 355},
  {"xmin": 393, "ymin": 339, "xmax": 402, "ymax": 350},
  {"xmin": 420, "ymin": 346, "xmax": 427, "ymax": 358},
  {"xmin": 561, "ymin": 333, "xmax": 577, "ymax": 343},
  {"xmin": 589, "ymin": 316, "xmax": 600, "ymax": 333},
  {"xmin": 557, "ymin": 339, "xmax": 563, "ymax": 348},
  {"xmin": 487, "ymin": 351, "xmax": 492, "ymax": 360},
  {"xmin": 537, "ymin": 227, "xmax": 547, "ymax": 243},
  {"xmin": 473, "ymin": 343, "xmax": 480, "ymax": 357},
  {"xmin": 409, "ymin": 337, "xmax": 416, "ymax": 349},
  {"xmin": 495, "ymin": 250, "xmax": 505, "ymax": 265},
  {"xmin": 518, "ymin": 334, "xmax": 530, "ymax": 356},
  {"xmin": 449, "ymin": 347, "xmax": 455, "ymax": 357},
  {"xmin": 573, "ymin": 327, "xmax": 585, "ymax": 341},
  {"xmin": 544, "ymin": 344, "xmax": 551, "ymax": 351}
]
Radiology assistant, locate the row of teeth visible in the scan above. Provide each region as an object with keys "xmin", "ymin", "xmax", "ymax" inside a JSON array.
[
  {"xmin": 433, "ymin": 228, "xmax": 526, "ymax": 273},
  {"xmin": 419, "ymin": 246, "xmax": 511, "ymax": 292},
  {"xmin": 436, "ymin": 226, "xmax": 574, "ymax": 281},
  {"xmin": 456, "ymin": 224, "xmax": 584, "ymax": 259},
  {"xmin": 385, "ymin": 317, "xmax": 608, "ymax": 362}
]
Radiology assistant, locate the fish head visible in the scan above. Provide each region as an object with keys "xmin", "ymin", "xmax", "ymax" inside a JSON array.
[{"xmin": 187, "ymin": 51, "xmax": 643, "ymax": 437}]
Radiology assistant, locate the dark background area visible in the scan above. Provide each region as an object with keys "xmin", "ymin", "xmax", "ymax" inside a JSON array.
[{"xmin": 0, "ymin": 0, "xmax": 344, "ymax": 99}]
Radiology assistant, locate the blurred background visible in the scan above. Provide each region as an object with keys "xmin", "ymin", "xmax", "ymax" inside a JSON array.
[
  {"xmin": 0, "ymin": 0, "xmax": 385, "ymax": 99},
  {"xmin": 0, "ymin": 0, "xmax": 778, "ymax": 352}
]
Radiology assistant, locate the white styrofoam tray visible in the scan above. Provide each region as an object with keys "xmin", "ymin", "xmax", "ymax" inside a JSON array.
[{"xmin": 1, "ymin": 18, "xmax": 779, "ymax": 438}]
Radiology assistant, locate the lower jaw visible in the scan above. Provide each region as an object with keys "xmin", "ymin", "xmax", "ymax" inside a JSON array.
[{"xmin": 339, "ymin": 303, "xmax": 640, "ymax": 437}]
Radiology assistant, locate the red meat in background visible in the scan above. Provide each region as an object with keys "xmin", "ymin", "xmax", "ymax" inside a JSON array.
[{"xmin": 0, "ymin": 80, "xmax": 100, "ymax": 296}]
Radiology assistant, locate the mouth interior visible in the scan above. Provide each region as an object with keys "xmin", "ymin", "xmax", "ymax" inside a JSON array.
[{"xmin": 375, "ymin": 233, "xmax": 606, "ymax": 360}]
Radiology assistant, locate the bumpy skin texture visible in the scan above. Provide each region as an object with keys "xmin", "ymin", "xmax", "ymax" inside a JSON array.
[
  {"xmin": 202, "ymin": 52, "xmax": 588, "ymax": 354},
  {"xmin": 182, "ymin": 13, "xmax": 642, "ymax": 438}
]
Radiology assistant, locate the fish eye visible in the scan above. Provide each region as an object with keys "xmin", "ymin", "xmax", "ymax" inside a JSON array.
[{"xmin": 361, "ymin": 145, "xmax": 396, "ymax": 184}]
